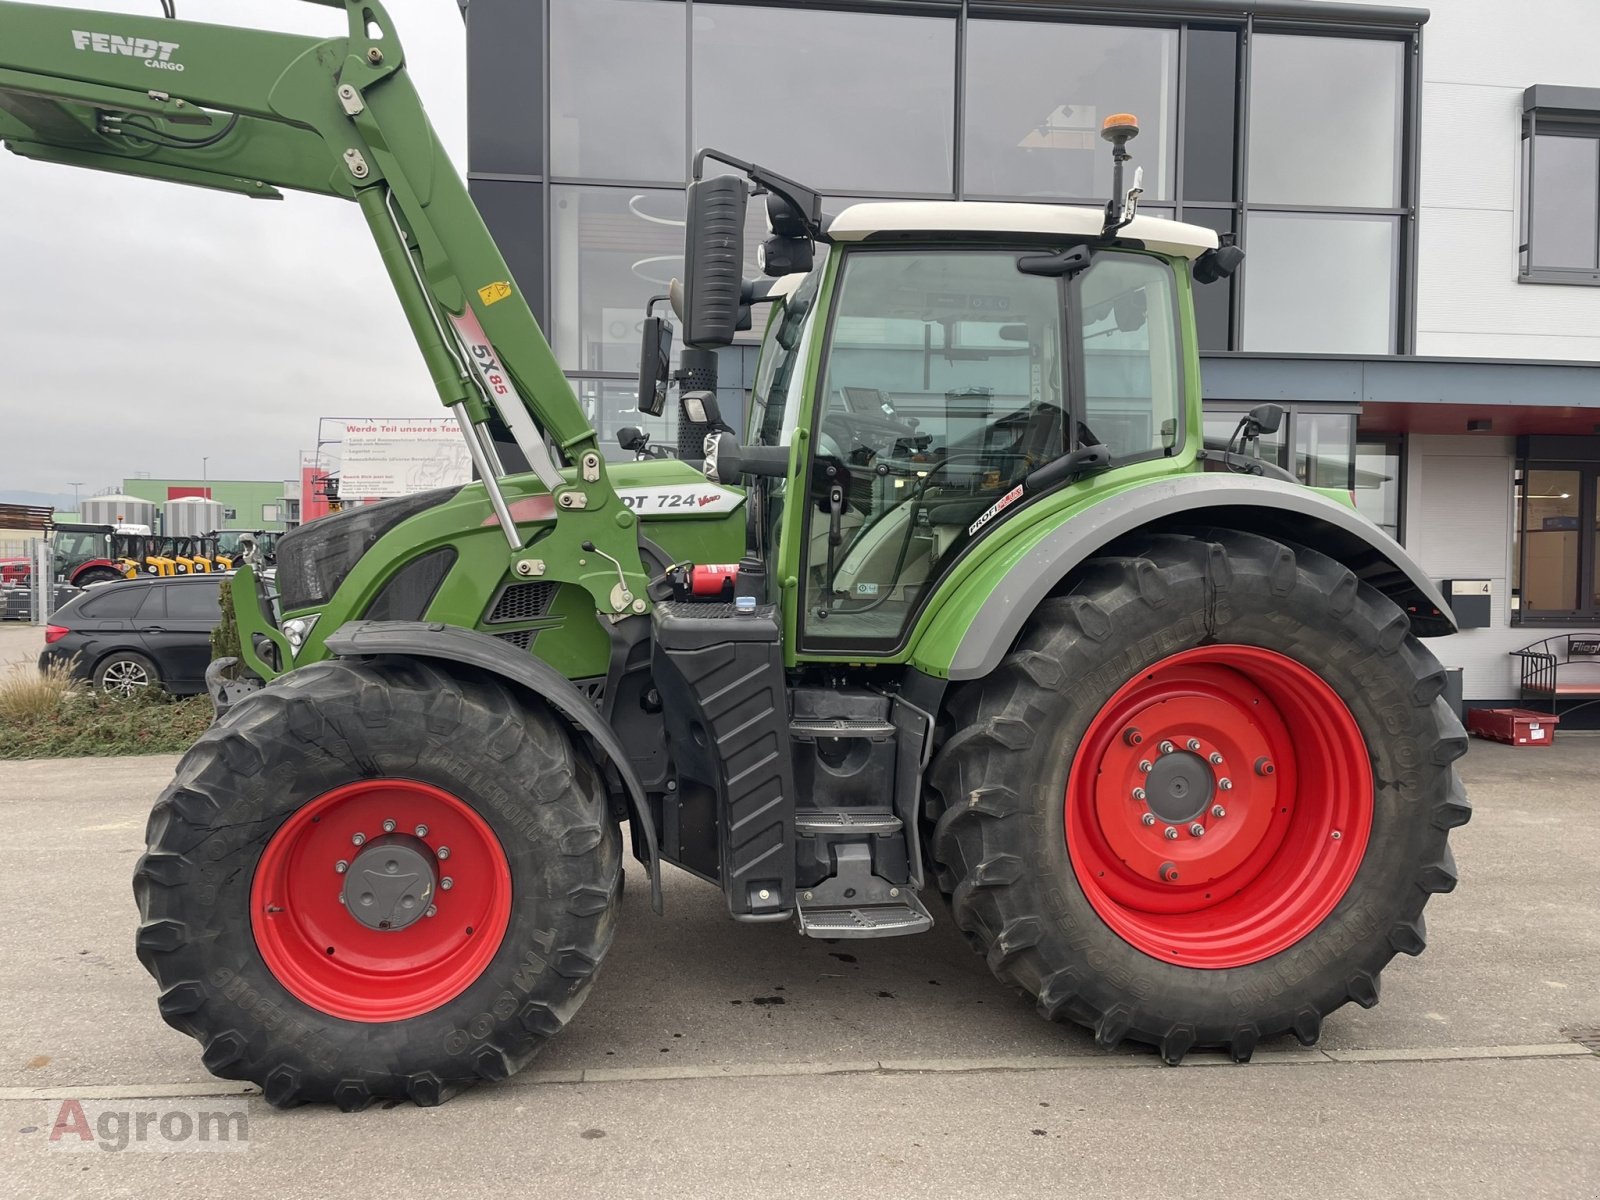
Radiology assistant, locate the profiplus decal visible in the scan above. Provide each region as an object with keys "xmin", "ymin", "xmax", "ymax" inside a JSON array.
[
  {"xmin": 966, "ymin": 484, "xmax": 1024, "ymax": 537},
  {"xmin": 72, "ymin": 30, "xmax": 184, "ymax": 71}
]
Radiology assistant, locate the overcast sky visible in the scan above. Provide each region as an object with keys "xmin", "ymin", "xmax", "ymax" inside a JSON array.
[{"xmin": 0, "ymin": 0, "xmax": 469, "ymax": 499}]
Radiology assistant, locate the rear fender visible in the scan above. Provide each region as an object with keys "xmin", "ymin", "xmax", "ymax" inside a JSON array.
[
  {"xmin": 925, "ymin": 474, "xmax": 1456, "ymax": 682},
  {"xmin": 322, "ymin": 620, "xmax": 663, "ymax": 913}
]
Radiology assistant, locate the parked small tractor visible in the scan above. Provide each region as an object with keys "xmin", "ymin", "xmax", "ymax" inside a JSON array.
[{"xmin": 0, "ymin": 0, "xmax": 1468, "ymax": 1109}]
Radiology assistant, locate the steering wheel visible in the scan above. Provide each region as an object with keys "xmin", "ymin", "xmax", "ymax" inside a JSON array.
[{"xmin": 821, "ymin": 408, "xmax": 921, "ymax": 460}]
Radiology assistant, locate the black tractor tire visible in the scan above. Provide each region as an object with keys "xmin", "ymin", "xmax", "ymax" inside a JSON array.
[
  {"xmin": 133, "ymin": 656, "xmax": 622, "ymax": 1109},
  {"xmin": 925, "ymin": 528, "xmax": 1470, "ymax": 1064},
  {"xmin": 74, "ymin": 566, "xmax": 126, "ymax": 587},
  {"xmin": 94, "ymin": 650, "xmax": 161, "ymax": 698}
]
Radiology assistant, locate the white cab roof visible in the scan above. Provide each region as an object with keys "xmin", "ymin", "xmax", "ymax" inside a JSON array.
[{"xmin": 826, "ymin": 201, "xmax": 1219, "ymax": 260}]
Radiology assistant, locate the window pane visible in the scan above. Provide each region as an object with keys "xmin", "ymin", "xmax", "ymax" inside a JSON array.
[
  {"xmin": 1530, "ymin": 134, "xmax": 1600, "ymax": 270},
  {"xmin": 550, "ymin": 186, "xmax": 686, "ymax": 373},
  {"xmin": 1202, "ymin": 409, "xmax": 1286, "ymax": 468},
  {"xmin": 167, "ymin": 584, "xmax": 221, "ymax": 621},
  {"xmin": 1080, "ymin": 254, "xmax": 1183, "ymax": 461},
  {"xmin": 964, "ymin": 21, "xmax": 1177, "ymax": 201},
  {"xmin": 577, "ymin": 378, "xmax": 678, "ymax": 463},
  {"xmin": 1182, "ymin": 28, "xmax": 1238, "ymax": 202},
  {"xmin": 808, "ymin": 250, "xmax": 1066, "ymax": 643},
  {"xmin": 1294, "ymin": 413, "xmax": 1354, "ymax": 490},
  {"xmin": 1241, "ymin": 213, "xmax": 1397, "ymax": 353},
  {"xmin": 1522, "ymin": 469, "xmax": 1582, "ymax": 613},
  {"xmin": 1355, "ymin": 439, "xmax": 1401, "ymax": 539},
  {"xmin": 550, "ymin": 0, "xmax": 686, "ymax": 181},
  {"xmin": 694, "ymin": 6, "xmax": 954, "ymax": 194},
  {"xmin": 82, "ymin": 586, "xmax": 146, "ymax": 619},
  {"xmin": 1247, "ymin": 36, "xmax": 1403, "ymax": 208},
  {"xmin": 1186, "ymin": 208, "xmax": 1234, "ymax": 350}
]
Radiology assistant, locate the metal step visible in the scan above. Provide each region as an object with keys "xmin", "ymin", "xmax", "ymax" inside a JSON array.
[
  {"xmin": 789, "ymin": 717, "xmax": 897, "ymax": 740},
  {"xmin": 794, "ymin": 809, "xmax": 902, "ymax": 835},
  {"xmin": 796, "ymin": 892, "xmax": 934, "ymax": 940}
]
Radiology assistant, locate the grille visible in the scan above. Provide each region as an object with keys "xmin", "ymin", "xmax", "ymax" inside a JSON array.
[
  {"xmin": 488, "ymin": 581, "xmax": 557, "ymax": 623},
  {"xmin": 494, "ymin": 628, "xmax": 536, "ymax": 651}
]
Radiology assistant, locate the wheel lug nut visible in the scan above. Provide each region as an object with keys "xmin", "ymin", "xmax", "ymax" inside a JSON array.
[
  {"xmin": 437, "ymin": 846, "xmax": 450, "ymax": 860},
  {"xmin": 1141, "ymin": 813, "xmax": 1156, "ymax": 827},
  {"xmin": 1138, "ymin": 760, "xmax": 1153, "ymax": 774},
  {"xmin": 1163, "ymin": 826, "xmax": 1178, "ymax": 840},
  {"xmin": 351, "ymin": 832, "xmax": 365, "ymax": 846},
  {"xmin": 1132, "ymin": 787, "xmax": 1147, "ymax": 802},
  {"xmin": 425, "ymin": 905, "xmax": 437, "ymax": 918},
  {"xmin": 335, "ymin": 860, "xmax": 348, "ymax": 874},
  {"xmin": 1255, "ymin": 757, "xmax": 1275, "ymax": 776},
  {"xmin": 1186, "ymin": 739, "xmax": 1201, "ymax": 752},
  {"xmin": 415, "ymin": 824, "xmax": 429, "ymax": 838},
  {"xmin": 1158, "ymin": 740, "xmax": 1175, "ymax": 755},
  {"xmin": 1123, "ymin": 727, "xmax": 1143, "ymax": 747},
  {"xmin": 1209, "ymin": 752, "xmax": 1224, "ymax": 765},
  {"xmin": 1212, "ymin": 805, "xmax": 1226, "ymax": 818},
  {"xmin": 1218, "ymin": 778, "xmax": 1233, "ymax": 791},
  {"xmin": 382, "ymin": 818, "xmax": 396, "ymax": 833},
  {"xmin": 1189, "ymin": 823, "xmax": 1205, "ymax": 837},
  {"xmin": 441, "ymin": 877, "xmax": 454, "ymax": 890}
]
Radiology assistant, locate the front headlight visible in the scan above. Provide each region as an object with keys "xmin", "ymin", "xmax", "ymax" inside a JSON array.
[{"xmin": 280, "ymin": 613, "xmax": 320, "ymax": 658}]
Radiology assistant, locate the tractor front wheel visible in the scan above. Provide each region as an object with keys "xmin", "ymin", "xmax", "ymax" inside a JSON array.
[
  {"xmin": 133, "ymin": 657, "xmax": 621, "ymax": 1108},
  {"xmin": 927, "ymin": 529, "xmax": 1469, "ymax": 1064}
]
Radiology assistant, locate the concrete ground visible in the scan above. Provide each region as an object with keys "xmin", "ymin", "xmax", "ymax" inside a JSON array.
[
  {"xmin": 1, "ymin": 740, "xmax": 1596, "ymax": 1198},
  {"xmin": 0, "ymin": 623, "xmax": 42, "ymax": 674}
]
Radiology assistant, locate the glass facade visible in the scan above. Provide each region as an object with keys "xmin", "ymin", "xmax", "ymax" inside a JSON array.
[
  {"xmin": 473, "ymin": 0, "xmax": 1420, "ymax": 452},
  {"xmin": 694, "ymin": 6, "xmax": 956, "ymax": 194},
  {"xmin": 963, "ymin": 21, "xmax": 1177, "ymax": 202}
]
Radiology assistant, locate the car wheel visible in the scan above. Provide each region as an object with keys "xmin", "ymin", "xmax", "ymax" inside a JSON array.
[{"xmin": 94, "ymin": 651, "xmax": 161, "ymax": 699}]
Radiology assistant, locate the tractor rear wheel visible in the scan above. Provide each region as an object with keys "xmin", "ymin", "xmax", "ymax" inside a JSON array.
[
  {"xmin": 133, "ymin": 656, "xmax": 621, "ymax": 1108},
  {"xmin": 926, "ymin": 529, "xmax": 1469, "ymax": 1064}
]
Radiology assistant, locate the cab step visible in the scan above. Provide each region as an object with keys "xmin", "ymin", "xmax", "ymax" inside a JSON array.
[
  {"xmin": 796, "ymin": 891, "xmax": 933, "ymax": 939},
  {"xmin": 789, "ymin": 716, "xmax": 897, "ymax": 740},
  {"xmin": 794, "ymin": 809, "xmax": 902, "ymax": 835}
]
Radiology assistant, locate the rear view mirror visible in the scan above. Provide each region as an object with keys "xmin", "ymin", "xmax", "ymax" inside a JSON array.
[
  {"xmin": 682, "ymin": 173, "xmax": 748, "ymax": 347},
  {"xmin": 636, "ymin": 315, "xmax": 673, "ymax": 417}
]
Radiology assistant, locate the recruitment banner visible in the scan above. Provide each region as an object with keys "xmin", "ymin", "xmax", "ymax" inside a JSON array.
[{"xmin": 339, "ymin": 421, "xmax": 473, "ymax": 498}]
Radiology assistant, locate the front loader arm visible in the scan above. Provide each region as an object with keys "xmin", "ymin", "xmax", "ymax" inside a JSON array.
[{"xmin": 0, "ymin": 0, "xmax": 650, "ymax": 615}]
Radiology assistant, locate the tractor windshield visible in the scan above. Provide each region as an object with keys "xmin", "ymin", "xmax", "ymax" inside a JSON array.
[
  {"xmin": 52, "ymin": 529, "xmax": 110, "ymax": 568},
  {"xmin": 801, "ymin": 246, "xmax": 1181, "ymax": 649}
]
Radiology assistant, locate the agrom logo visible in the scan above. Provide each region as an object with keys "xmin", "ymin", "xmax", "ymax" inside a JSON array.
[{"xmin": 72, "ymin": 30, "xmax": 184, "ymax": 72}]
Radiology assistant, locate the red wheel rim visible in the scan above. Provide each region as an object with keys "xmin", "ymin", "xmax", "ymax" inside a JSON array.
[
  {"xmin": 250, "ymin": 779, "xmax": 512, "ymax": 1021},
  {"xmin": 1064, "ymin": 645, "xmax": 1372, "ymax": 968}
]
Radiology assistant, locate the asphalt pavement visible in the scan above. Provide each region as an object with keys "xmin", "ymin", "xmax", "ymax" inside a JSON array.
[{"xmin": 1, "ymin": 739, "xmax": 1596, "ymax": 1199}]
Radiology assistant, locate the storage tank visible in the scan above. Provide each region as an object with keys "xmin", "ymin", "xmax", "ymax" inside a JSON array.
[
  {"xmin": 163, "ymin": 495, "xmax": 226, "ymax": 537},
  {"xmin": 79, "ymin": 493, "xmax": 158, "ymax": 529}
]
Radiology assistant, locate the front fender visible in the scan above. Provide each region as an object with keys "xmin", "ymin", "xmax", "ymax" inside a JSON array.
[
  {"xmin": 920, "ymin": 473, "xmax": 1456, "ymax": 682},
  {"xmin": 322, "ymin": 620, "xmax": 662, "ymax": 913}
]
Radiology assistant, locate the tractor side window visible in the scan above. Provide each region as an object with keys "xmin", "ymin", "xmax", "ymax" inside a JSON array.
[
  {"xmin": 748, "ymin": 265, "xmax": 824, "ymax": 565},
  {"xmin": 1078, "ymin": 254, "xmax": 1182, "ymax": 461},
  {"xmin": 803, "ymin": 249, "xmax": 1065, "ymax": 644}
]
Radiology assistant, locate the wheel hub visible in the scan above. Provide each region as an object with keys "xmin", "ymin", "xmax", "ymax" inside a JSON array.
[
  {"xmin": 341, "ymin": 836, "xmax": 436, "ymax": 932},
  {"xmin": 250, "ymin": 778, "xmax": 512, "ymax": 1022},
  {"xmin": 1144, "ymin": 751, "xmax": 1214, "ymax": 824},
  {"xmin": 1064, "ymin": 645, "xmax": 1373, "ymax": 969}
]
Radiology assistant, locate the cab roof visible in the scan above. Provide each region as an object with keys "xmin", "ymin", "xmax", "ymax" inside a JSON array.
[{"xmin": 825, "ymin": 201, "xmax": 1219, "ymax": 261}]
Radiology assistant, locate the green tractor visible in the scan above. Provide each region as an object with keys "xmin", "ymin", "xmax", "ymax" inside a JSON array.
[{"xmin": 1, "ymin": 1, "xmax": 1468, "ymax": 1108}]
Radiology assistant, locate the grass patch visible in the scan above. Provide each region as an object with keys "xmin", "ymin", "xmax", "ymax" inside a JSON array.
[{"xmin": 0, "ymin": 663, "xmax": 212, "ymax": 758}]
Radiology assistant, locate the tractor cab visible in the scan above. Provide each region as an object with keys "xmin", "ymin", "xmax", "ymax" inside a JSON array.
[{"xmin": 653, "ymin": 118, "xmax": 1242, "ymax": 655}]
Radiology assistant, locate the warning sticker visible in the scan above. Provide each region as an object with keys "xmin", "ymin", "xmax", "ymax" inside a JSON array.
[{"xmin": 478, "ymin": 281, "xmax": 513, "ymax": 306}]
